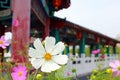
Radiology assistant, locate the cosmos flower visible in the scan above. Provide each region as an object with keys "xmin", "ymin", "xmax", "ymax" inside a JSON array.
[
  {"xmin": 109, "ymin": 60, "xmax": 120, "ymax": 76},
  {"xmin": 11, "ymin": 65, "xmax": 27, "ymax": 80},
  {"xmin": 29, "ymin": 36, "xmax": 68, "ymax": 72},
  {"xmin": 66, "ymin": 71, "xmax": 71, "ymax": 76},
  {"xmin": 92, "ymin": 50, "xmax": 97, "ymax": 54},
  {"xmin": 92, "ymin": 49, "xmax": 100, "ymax": 54},
  {"xmin": 0, "ymin": 35, "xmax": 9, "ymax": 49}
]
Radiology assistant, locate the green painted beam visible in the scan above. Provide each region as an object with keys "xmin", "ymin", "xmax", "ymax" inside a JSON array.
[
  {"xmin": 0, "ymin": 15, "xmax": 11, "ymax": 20},
  {"xmin": 113, "ymin": 47, "xmax": 116, "ymax": 54},
  {"xmin": 80, "ymin": 36, "xmax": 85, "ymax": 54},
  {"xmin": 51, "ymin": 29, "xmax": 59, "ymax": 43},
  {"xmin": 64, "ymin": 45, "xmax": 69, "ymax": 55},
  {"xmin": 95, "ymin": 43, "xmax": 100, "ymax": 57},
  {"xmin": 0, "ymin": 0, "xmax": 11, "ymax": 9}
]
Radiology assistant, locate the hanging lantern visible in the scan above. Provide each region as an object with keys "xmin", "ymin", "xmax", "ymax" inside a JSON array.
[
  {"xmin": 96, "ymin": 37, "xmax": 100, "ymax": 43},
  {"xmin": 52, "ymin": 0, "xmax": 61, "ymax": 10},
  {"xmin": 76, "ymin": 32, "xmax": 82, "ymax": 39}
]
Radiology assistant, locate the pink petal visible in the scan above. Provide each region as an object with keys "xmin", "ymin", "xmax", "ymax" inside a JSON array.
[
  {"xmin": 92, "ymin": 50, "xmax": 97, "ymax": 54},
  {"xmin": 97, "ymin": 49, "xmax": 100, "ymax": 53},
  {"xmin": 1, "ymin": 45, "xmax": 6, "ymax": 49},
  {"xmin": 114, "ymin": 60, "xmax": 120, "ymax": 66},
  {"xmin": 113, "ymin": 71, "xmax": 120, "ymax": 76},
  {"xmin": 4, "ymin": 41, "xmax": 10, "ymax": 46},
  {"xmin": 109, "ymin": 62, "xmax": 117, "ymax": 68},
  {"xmin": 0, "ymin": 36, "xmax": 5, "ymax": 40},
  {"xmin": 111, "ymin": 68, "xmax": 118, "ymax": 72}
]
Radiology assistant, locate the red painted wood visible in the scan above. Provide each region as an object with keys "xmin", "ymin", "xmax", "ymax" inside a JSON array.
[
  {"xmin": 76, "ymin": 32, "xmax": 82, "ymax": 40},
  {"xmin": 11, "ymin": 0, "xmax": 31, "ymax": 63},
  {"xmin": 50, "ymin": 18, "xmax": 65, "ymax": 29},
  {"xmin": 42, "ymin": 18, "xmax": 50, "ymax": 40}
]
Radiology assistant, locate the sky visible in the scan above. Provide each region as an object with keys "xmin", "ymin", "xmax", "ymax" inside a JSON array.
[{"xmin": 55, "ymin": 0, "xmax": 120, "ymax": 39}]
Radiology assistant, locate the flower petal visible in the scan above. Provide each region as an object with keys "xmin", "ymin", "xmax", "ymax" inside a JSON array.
[
  {"xmin": 51, "ymin": 42, "xmax": 65, "ymax": 55},
  {"xmin": 4, "ymin": 41, "xmax": 10, "ymax": 46},
  {"xmin": 29, "ymin": 48, "xmax": 43, "ymax": 58},
  {"xmin": 109, "ymin": 61, "xmax": 117, "ymax": 68},
  {"xmin": 33, "ymin": 38, "xmax": 45, "ymax": 55},
  {"xmin": 30, "ymin": 58, "xmax": 45, "ymax": 69},
  {"xmin": 114, "ymin": 60, "xmax": 120, "ymax": 66},
  {"xmin": 113, "ymin": 71, "xmax": 120, "ymax": 76},
  {"xmin": 0, "ymin": 36, "xmax": 5, "ymax": 40},
  {"xmin": 111, "ymin": 68, "xmax": 118, "ymax": 72},
  {"xmin": 52, "ymin": 55, "xmax": 68, "ymax": 65},
  {"xmin": 1, "ymin": 45, "xmax": 6, "ymax": 49},
  {"xmin": 41, "ymin": 61, "xmax": 60, "ymax": 72},
  {"xmin": 45, "ymin": 36, "xmax": 55, "ymax": 53}
]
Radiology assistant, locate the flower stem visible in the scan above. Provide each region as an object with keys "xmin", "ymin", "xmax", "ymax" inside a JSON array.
[{"xmin": 33, "ymin": 69, "xmax": 39, "ymax": 80}]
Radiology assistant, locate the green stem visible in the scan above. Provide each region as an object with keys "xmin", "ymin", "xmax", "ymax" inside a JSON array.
[{"xmin": 33, "ymin": 69, "xmax": 39, "ymax": 80}]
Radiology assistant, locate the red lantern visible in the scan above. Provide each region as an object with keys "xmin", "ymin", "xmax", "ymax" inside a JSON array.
[
  {"xmin": 76, "ymin": 32, "xmax": 82, "ymax": 39},
  {"xmin": 52, "ymin": 0, "xmax": 61, "ymax": 10}
]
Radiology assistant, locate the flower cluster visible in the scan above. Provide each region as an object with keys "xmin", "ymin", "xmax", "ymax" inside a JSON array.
[
  {"xmin": 90, "ymin": 60, "xmax": 120, "ymax": 80},
  {"xmin": 1, "ymin": 36, "xmax": 69, "ymax": 80},
  {"xmin": 109, "ymin": 60, "xmax": 120, "ymax": 76}
]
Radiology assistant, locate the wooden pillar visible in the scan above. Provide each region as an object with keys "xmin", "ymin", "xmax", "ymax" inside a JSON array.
[
  {"xmin": 113, "ymin": 44, "xmax": 116, "ymax": 54},
  {"xmin": 90, "ymin": 44, "xmax": 94, "ymax": 54},
  {"xmin": 95, "ymin": 43, "xmax": 100, "ymax": 57},
  {"xmin": 66, "ymin": 45, "xmax": 69, "ymax": 55},
  {"xmin": 106, "ymin": 40, "xmax": 110, "ymax": 56},
  {"xmin": 51, "ymin": 28, "xmax": 59, "ymax": 43},
  {"xmin": 80, "ymin": 35, "xmax": 85, "ymax": 55},
  {"xmin": 11, "ymin": 0, "xmax": 31, "ymax": 63},
  {"xmin": 73, "ymin": 45, "xmax": 75, "ymax": 55},
  {"xmin": 64, "ymin": 44, "xmax": 69, "ymax": 55},
  {"xmin": 106, "ymin": 45, "xmax": 110, "ymax": 56}
]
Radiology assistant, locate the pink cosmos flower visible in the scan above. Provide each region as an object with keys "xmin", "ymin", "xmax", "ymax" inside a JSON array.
[
  {"xmin": 13, "ymin": 19, "xmax": 19, "ymax": 27},
  {"xmin": 66, "ymin": 71, "xmax": 71, "ymax": 76},
  {"xmin": 11, "ymin": 65, "xmax": 27, "ymax": 80},
  {"xmin": 109, "ymin": 60, "xmax": 120, "ymax": 76},
  {"xmin": 92, "ymin": 49, "xmax": 100, "ymax": 54},
  {"xmin": 92, "ymin": 50, "xmax": 97, "ymax": 54},
  {"xmin": 0, "ymin": 36, "xmax": 9, "ymax": 49},
  {"xmin": 96, "ymin": 49, "xmax": 100, "ymax": 53}
]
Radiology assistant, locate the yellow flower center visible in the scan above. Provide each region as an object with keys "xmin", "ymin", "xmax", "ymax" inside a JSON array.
[
  {"xmin": 44, "ymin": 53, "xmax": 51, "ymax": 61},
  {"xmin": 0, "ymin": 40, "xmax": 3, "ymax": 44},
  {"xmin": 106, "ymin": 69, "xmax": 112, "ymax": 74},
  {"xmin": 17, "ymin": 71, "xmax": 22, "ymax": 76}
]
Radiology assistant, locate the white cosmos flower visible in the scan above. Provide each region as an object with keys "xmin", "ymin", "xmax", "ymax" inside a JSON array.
[{"xmin": 29, "ymin": 36, "xmax": 68, "ymax": 72}]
